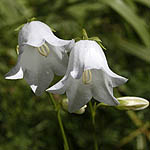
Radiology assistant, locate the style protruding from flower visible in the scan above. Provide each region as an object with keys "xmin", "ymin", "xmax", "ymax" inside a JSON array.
[
  {"xmin": 47, "ymin": 40, "xmax": 128, "ymax": 113},
  {"xmin": 5, "ymin": 21, "xmax": 74, "ymax": 96}
]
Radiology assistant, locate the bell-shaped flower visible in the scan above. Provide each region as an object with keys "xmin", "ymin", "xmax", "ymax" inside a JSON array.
[
  {"xmin": 47, "ymin": 40, "xmax": 128, "ymax": 113},
  {"xmin": 5, "ymin": 21, "xmax": 74, "ymax": 95}
]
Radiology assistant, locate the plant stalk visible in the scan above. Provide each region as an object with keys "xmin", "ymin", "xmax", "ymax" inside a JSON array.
[
  {"xmin": 48, "ymin": 93, "xmax": 69, "ymax": 150},
  {"xmin": 89, "ymin": 101, "xmax": 99, "ymax": 150}
]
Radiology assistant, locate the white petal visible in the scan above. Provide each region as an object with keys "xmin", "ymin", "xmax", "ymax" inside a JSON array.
[
  {"xmin": 66, "ymin": 76, "xmax": 92, "ymax": 113},
  {"xmin": 83, "ymin": 40, "xmax": 128, "ymax": 86},
  {"xmin": 18, "ymin": 21, "xmax": 75, "ymax": 49},
  {"xmin": 91, "ymin": 69, "xmax": 119, "ymax": 105},
  {"xmin": 70, "ymin": 40, "xmax": 127, "ymax": 86},
  {"xmin": 30, "ymin": 85, "xmax": 38, "ymax": 93},
  {"xmin": 5, "ymin": 67, "xmax": 23, "ymax": 79},
  {"xmin": 46, "ymin": 37, "xmax": 75, "ymax": 51},
  {"xmin": 69, "ymin": 40, "xmax": 106, "ymax": 79},
  {"xmin": 109, "ymin": 75, "xmax": 128, "ymax": 87},
  {"xmin": 46, "ymin": 43, "xmax": 68, "ymax": 76},
  {"xmin": 20, "ymin": 45, "xmax": 54, "ymax": 95},
  {"xmin": 67, "ymin": 41, "xmax": 85, "ymax": 79},
  {"xmin": 47, "ymin": 73, "xmax": 92, "ymax": 113},
  {"xmin": 46, "ymin": 76, "xmax": 67, "ymax": 94},
  {"xmin": 18, "ymin": 21, "xmax": 46, "ymax": 47}
]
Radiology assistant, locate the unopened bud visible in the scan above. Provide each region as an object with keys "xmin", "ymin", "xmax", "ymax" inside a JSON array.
[
  {"xmin": 61, "ymin": 98, "xmax": 68, "ymax": 111},
  {"xmin": 116, "ymin": 97, "xmax": 149, "ymax": 110},
  {"xmin": 61, "ymin": 98, "xmax": 87, "ymax": 114}
]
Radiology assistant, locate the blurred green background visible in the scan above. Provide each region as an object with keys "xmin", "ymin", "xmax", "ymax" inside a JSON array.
[{"xmin": 0, "ymin": 0, "xmax": 150, "ymax": 149}]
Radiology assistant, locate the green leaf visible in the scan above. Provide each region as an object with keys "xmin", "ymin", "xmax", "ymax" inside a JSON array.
[
  {"xmin": 101, "ymin": 0, "xmax": 150, "ymax": 47},
  {"xmin": 134, "ymin": 0, "xmax": 150, "ymax": 6},
  {"xmin": 0, "ymin": 0, "xmax": 32, "ymax": 29},
  {"xmin": 118, "ymin": 39, "xmax": 150, "ymax": 63}
]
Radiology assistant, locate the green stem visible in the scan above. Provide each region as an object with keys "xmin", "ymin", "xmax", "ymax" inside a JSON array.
[
  {"xmin": 49, "ymin": 93, "xmax": 57, "ymax": 108},
  {"xmin": 89, "ymin": 101, "xmax": 99, "ymax": 150},
  {"xmin": 57, "ymin": 109, "xmax": 69, "ymax": 150},
  {"xmin": 48, "ymin": 93, "xmax": 69, "ymax": 150}
]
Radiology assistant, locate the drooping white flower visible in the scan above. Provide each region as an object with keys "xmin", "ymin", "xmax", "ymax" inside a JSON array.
[
  {"xmin": 5, "ymin": 21, "xmax": 74, "ymax": 95},
  {"xmin": 47, "ymin": 40, "xmax": 128, "ymax": 113}
]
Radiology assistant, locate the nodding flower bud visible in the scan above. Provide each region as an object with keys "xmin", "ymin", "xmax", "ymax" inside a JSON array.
[
  {"xmin": 116, "ymin": 97, "xmax": 149, "ymax": 110},
  {"xmin": 61, "ymin": 98, "xmax": 87, "ymax": 114}
]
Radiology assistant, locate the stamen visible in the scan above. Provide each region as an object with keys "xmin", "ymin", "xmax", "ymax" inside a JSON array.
[
  {"xmin": 37, "ymin": 43, "xmax": 50, "ymax": 57},
  {"xmin": 41, "ymin": 46, "xmax": 48, "ymax": 56},
  {"xmin": 37, "ymin": 47, "xmax": 46, "ymax": 56},
  {"xmin": 82, "ymin": 70, "xmax": 92, "ymax": 84},
  {"xmin": 16, "ymin": 45, "xmax": 19, "ymax": 55},
  {"xmin": 43, "ymin": 43, "xmax": 50, "ymax": 55}
]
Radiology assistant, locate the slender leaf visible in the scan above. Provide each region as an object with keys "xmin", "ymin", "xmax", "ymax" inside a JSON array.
[
  {"xmin": 134, "ymin": 0, "xmax": 150, "ymax": 7},
  {"xmin": 101, "ymin": 0, "xmax": 150, "ymax": 47},
  {"xmin": 118, "ymin": 39, "xmax": 150, "ymax": 63}
]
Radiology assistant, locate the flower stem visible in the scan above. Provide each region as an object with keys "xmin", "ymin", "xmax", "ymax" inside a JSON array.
[
  {"xmin": 48, "ymin": 93, "xmax": 69, "ymax": 150},
  {"xmin": 89, "ymin": 101, "xmax": 99, "ymax": 150},
  {"xmin": 57, "ymin": 109, "xmax": 69, "ymax": 150}
]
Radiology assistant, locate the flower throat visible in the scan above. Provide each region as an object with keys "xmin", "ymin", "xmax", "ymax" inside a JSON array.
[{"xmin": 16, "ymin": 43, "xmax": 50, "ymax": 57}]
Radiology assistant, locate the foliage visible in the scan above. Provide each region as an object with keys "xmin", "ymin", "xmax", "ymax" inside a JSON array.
[{"xmin": 0, "ymin": 0, "xmax": 150, "ymax": 149}]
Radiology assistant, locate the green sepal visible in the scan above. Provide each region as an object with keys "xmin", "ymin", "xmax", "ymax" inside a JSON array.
[
  {"xmin": 27, "ymin": 17, "xmax": 37, "ymax": 22},
  {"xmin": 14, "ymin": 24, "xmax": 25, "ymax": 32},
  {"xmin": 88, "ymin": 36, "xmax": 102, "ymax": 42},
  {"xmin": 14, "ymin": 17, "xmax": 37, "ymax": 32},
  {"xmin": 97, "ymin": 41, "xmax": 107, "ymax": 50},
  {"xmin": 81, "ymin": 29, "xmax": 106, "ymax": 50},
  {"xmin": 74, "ymin": 37, "xmax": 81, "ymax": 42},
  {"xmin": 50, "ymin": 27, "xmax": 56, "ymax": 32},
  {"xmin": 88, "ymin": 36, "xmax": 106, "ymax": 50},
  {"xmin": 82, "ymin": 28, "xmax": 88, "ymax": 40}
]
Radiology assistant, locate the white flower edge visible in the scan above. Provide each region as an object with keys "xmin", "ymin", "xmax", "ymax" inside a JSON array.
[{"xmin": 5, "ymin": 67, "xmax": 23, "ymax": 80}]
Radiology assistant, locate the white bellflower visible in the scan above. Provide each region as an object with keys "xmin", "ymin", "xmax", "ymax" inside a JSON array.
[
  {"xmin": 47, "ymin": 40, "xmax": 128, "ymax": 113},
  {"xmin": 5, "ymin": 21, "xmax": 74, "ymax": 95}
]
